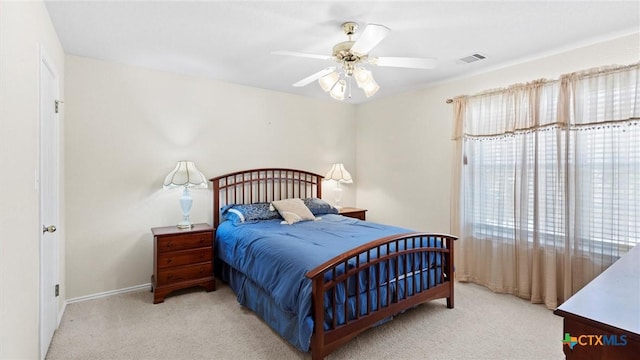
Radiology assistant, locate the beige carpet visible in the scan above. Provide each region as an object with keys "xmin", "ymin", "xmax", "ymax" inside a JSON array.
[{"xmin": 46, "ymin": 282, "xmax": 563, "ymax": 359}]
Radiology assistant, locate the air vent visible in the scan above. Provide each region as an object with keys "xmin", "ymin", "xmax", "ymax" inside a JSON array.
[{"xmin": 460, "ymin": 53, "xmax": 487, "ymax": 63}]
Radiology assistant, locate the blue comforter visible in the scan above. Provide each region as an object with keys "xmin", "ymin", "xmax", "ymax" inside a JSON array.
[{"xmin": 216, "ymin": 214, "xmax": 414, "ymax": 351}]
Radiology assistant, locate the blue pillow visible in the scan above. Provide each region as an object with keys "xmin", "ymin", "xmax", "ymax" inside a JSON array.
[
  {"xmin": 221, "ymin": 203, "xmax": 282, "ymax": 224},
  {"xmin": 303, "ymin": 198, "xmax": 339, "ymax": 216}
]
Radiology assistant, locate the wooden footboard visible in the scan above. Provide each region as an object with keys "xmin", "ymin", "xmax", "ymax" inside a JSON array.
[{"xmin": 305, "ymin": 232, "xmax": 457, "ymax": 360}]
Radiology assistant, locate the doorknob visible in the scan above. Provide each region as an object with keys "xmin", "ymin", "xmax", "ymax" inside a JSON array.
[{"xmin": 43, "ymin": 225, "xmax": 57, "ymax": 234}]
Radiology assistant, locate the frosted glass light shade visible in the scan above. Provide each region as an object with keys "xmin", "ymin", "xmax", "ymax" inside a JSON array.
[
  {"xmin": 353, "ymin": 67, "xmax": 372, "ymax": 87},
  {"xmin": 353, "ymin": 67, "xmax": 380, "ymax": 97},
  {"xmin": 319, "ymin": 66, "xmax": 382, "ymax": 101},
  {"xmin": 319, "ymin": 71, "xmax": 340, "ymax": 92},
  {"xmin": 330, "ymin": 80, "xmax": 346, "ymax": 101},
  {"xmin": 361, "ymin": 78, "xmax": 380, "ymax": 97}
]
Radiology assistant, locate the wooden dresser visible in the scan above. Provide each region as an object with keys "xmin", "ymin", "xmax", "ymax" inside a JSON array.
[
  {"xmin": 554, "ymin": 245, "xmax": 639, "ymax": 359},
  {"xmin": 151, "ymin": 223, "xmax": 216, "ymax": 304},
  {"xmin": 339, "ymin": 207, "xmax": 367, "ymax": 220}
]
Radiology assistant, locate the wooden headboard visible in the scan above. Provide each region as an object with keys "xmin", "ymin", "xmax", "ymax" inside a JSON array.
[{"xmin": 209, "ymin": 168, "xmax": 324, "ymax": 227}]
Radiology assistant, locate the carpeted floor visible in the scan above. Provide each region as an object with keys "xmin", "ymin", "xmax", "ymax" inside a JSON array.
[{"xmin": 46, "ymin": 281, "xmax": 563, "ymax": 359}]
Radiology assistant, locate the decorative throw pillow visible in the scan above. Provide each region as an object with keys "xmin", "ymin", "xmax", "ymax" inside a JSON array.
[
  {"xmin": 221, "ymin": 203, "xmax": 281, "ymax": 224},
  {"xmin": 303, "ymin": 197, "xmax": 339, "ymax": 216},
  {"xmin": 271, "ymin": 198, "xmax": 316, "ymax": 225}
]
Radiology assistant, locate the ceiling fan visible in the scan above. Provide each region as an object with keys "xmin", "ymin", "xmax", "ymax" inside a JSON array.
[{"xmin": 273, "ymin": 21, "xmax": 437, "ymax": 101}]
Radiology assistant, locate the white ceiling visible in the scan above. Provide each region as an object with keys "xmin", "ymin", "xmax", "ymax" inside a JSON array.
[{"xmin": 45, "ymin": 1, "xmax": 640, "ymax": 104}]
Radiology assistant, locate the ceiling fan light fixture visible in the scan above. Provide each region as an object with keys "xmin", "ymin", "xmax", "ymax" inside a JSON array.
[
  {"xmin": 319, "ymin": 71, "xmax": 340, "ymax": 92},
  {"xmin": 361, "ymin": 78, "xmax": 380, "ymax": 98},
  {"xmin": 278, "ymin": 21, "xmax": 436, "ymax": 101},
  {"xmin": 353, "ymin": 67, "xmax": 379, "ymax": 97},
  {"xmin": 330, "ymin": 79, "xmax": 347, "ymax": 101},
  {"xmin": 353, "ymin": 67, "xmax": 373, "ymax": 88}
]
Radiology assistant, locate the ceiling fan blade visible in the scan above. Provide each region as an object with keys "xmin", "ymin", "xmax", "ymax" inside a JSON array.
[
  {"xmin": 371, "ymin": 57, "xmax": 437, "ymax": 69},
  {"xmin": 292, "ymin": 67, "xmax": 336, "ymax": 87},
  {"xmin": 350, "ymin": 24, "xmax": 390, "ymax": 56},
  {"xmin": 271, "ymin": 50, "xmax": 332, "ymax": 61}
]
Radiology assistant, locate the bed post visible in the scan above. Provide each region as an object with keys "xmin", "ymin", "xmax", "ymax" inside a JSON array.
[
  {"xmin": 446, "ymin": 236, "xmax": 455, "ymax": 309},
  {"xmin": 311, "ymin": 276, "xmax": 325, "ymax": 360},
  {"xmin": 212, "ymin": 179, "xmax": 220, "ymax": 228}
]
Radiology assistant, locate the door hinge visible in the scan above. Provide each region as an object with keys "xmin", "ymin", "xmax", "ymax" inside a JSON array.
[
  {"xmin": 55, "ymin": 100, "xmax": 63, "ymax": 114},
  {"xmin": 55, "ymin": 284, "xmax": 59, "ymax": 297}
]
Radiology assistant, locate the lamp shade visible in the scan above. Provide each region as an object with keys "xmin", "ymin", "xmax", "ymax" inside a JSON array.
[
  {"xmin": 163, "ymin": 161, "xmax": 208, "ymax": 189},
  {"xmin": 325, "ymin": 163, "xmax": 353, "ymax": 183},
  {"xmin": 353, "ymin": 67, "xmax": 372, "ymax": 87},
  {"xmin": 319, "ymin": 71, "xmax": 340, "ymax": 92},
  {"xmin": 361, "ymin": 78, "xmax": 380, "ymax": 98},
  {"xmin": 354, "ymin": 67, "xmax": 380, "ymax": 98},
  {"xmin": 329, "ymin": 79, "xmax": 346, "ymax": 101}
]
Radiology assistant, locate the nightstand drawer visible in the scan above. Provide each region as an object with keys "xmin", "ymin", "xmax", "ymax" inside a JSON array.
[
  {"xmin": 157, "ymin": 263, "xmax": 212, "ymax": 284},
  {"xmin": 157, "ymin": 247, "xmax": 212, "ymax": 269},
  {"xmin": 157, "ymin": 232, "xmax": 211, "ymax": 253}
]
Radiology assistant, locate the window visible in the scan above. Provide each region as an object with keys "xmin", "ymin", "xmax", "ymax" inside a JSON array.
[{"xmin": 454, "ymin": 64, "xmax": 639, "ymax": 308}]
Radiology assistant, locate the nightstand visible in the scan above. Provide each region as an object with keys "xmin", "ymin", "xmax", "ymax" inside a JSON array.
[
  {"xmin": 151, "ymin": 223, "xmax": 215, "ymax": 304},
  {"xmin": 339, "ymin": 207, "xmax": 367, "ymax": 220}
]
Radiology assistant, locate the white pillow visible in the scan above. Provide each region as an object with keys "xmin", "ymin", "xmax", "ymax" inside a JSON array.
[{"xmin": 271, "ymin": 198, "xmax": 316, "ymax": 225}]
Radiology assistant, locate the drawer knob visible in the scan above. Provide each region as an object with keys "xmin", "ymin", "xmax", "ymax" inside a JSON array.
[
  {"xmin": 166, "ymin": 241, "xmax": 173, "ymax": 248},
  {"xmin": 200, "ymin": 268, "xmax": 204, "ymax": 273}
]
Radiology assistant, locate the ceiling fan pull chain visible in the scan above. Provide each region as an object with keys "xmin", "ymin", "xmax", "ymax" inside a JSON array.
[{"xmin": 348, "ymin": 76, "xmax": 353, "ymax": 98}]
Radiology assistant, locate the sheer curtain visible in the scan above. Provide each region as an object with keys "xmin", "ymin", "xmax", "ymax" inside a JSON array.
[{"xmin": 452, "ymin": 64, "xmax": 639, "ymax": 309}]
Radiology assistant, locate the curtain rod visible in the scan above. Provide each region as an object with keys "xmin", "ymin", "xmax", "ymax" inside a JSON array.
[{"xmin": 446, "ymin": 99, "xmax": 453, "ymax": 104}]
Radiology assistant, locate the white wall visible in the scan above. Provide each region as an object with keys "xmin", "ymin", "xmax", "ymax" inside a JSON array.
[
  {"xmin": 355, "ymin": 33, "xmax": 640, "ymax": 233},
  {"xmin": 0, "ymin": 1, "xmax": 65, "ymax": 358},
  {"xmin": 64, "ymin": 55, "xmax": 356, "ymax": 299}
]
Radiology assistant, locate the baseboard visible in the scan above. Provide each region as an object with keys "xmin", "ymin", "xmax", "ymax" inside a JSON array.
[{"xmin": 65, "ymin": 283, "xmax": 151, "ymax": 304}]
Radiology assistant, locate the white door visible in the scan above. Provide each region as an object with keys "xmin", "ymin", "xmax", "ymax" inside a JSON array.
[{"xmin": 39, "ymin": 47, "xmax": 60, "ymax": 360}]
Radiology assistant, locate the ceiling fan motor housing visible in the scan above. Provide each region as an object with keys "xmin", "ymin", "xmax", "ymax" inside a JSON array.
[
  {"xmin": 333, "ymin": 38, "xmax": 368, "ymax": 76},
  {"xmin": 331, "ymin": 22, "xmax": 369, "ymax": 76}
]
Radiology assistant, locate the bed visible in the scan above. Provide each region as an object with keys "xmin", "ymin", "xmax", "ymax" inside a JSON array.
[{"xmin": 210, "ymin": 168, "xmax": 456, "ymax": 359}]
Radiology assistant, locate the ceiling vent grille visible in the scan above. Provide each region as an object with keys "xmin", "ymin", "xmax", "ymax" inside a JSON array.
[{"xmin": 460, "ymin": 53, "xmax": 487, "ymax": 63}]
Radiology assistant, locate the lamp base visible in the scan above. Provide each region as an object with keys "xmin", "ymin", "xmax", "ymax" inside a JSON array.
[
  {"xmin": 333, "ymin": 186, "xmax": 343, "ymax": 210},
  {"xmin": 176, "ymin": 222, "xmax": 194, "ymax": 229},
  {"xmin": 177, "ymin": 187, "xmax": 194, "ymax": 229}
]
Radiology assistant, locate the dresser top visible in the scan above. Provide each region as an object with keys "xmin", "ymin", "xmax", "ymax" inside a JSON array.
[
  {"xmin": 151, "ymin": 223, "xmax": 213, "ymax": 236},
  {"xmin": 555, "ymin": 245, "xmax": 640, "ymax": 335}
]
